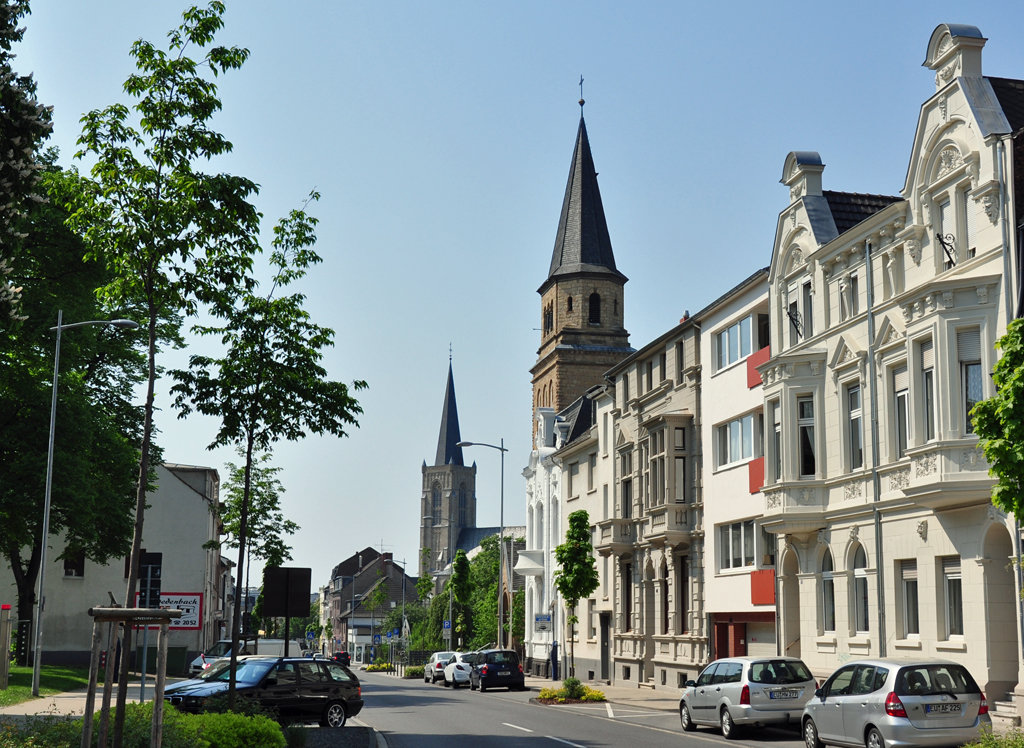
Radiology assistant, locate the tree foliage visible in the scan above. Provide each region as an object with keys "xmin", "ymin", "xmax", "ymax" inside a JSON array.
[
  {"xmin": 554, "ymin": 510, "xmax": 600, "ymax": 675},
  {"xmin": 974, "ymin": 318, "xmax": 1024, "ymax": 517},
  {"xmin": 451, "ymin": 549, "xmax": 473, "ymax": 646},
  {"xmin": 48, "ymin": 3, "xmax": 262, "ymax": 729}
]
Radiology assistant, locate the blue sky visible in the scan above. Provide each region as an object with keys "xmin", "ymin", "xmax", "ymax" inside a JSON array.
[{"xmin": 17, "ymin": 1, "xmax": 1024, "ymax": 589}]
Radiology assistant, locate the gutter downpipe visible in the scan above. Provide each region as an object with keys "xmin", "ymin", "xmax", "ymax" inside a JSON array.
[
  {"xmin": 996, "ymin": 135, "xmax": 1024, "ymax": 664},
  {"xmin": 865, "ymin": 236, "xmax": 887, "ymax": 657}
]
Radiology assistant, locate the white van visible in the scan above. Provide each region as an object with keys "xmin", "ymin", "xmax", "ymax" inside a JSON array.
[{"xmin": 188, "ymin": 638, "xmax": 308, "ymax": 675}]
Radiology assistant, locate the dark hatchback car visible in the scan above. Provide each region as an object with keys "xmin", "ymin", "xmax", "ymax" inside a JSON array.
[
  {"xmin": 164, "ymin": 656, "xmax": 363, "ymax": 727},
  {"xmin": 469, "ymin": 649, "xmax": 525, "ymax": 692}
]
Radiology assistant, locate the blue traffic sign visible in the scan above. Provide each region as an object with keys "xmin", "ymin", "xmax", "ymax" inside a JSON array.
[
  {"xmin": 306, "ymin": 631, "xmax": 315, "ymax": 640},
  {"xmin": 373, "ymin": 634, "xmax": 381, "ymax": 644},
  {"xmin": 443, "ymin": 620, "xmax": 451, "ymax": 629},
  {"xmin": 387, "ymin": 632, "xmax": 393, "ymax": 639},
  {"xmin": 393, "ymin": 628, "xmax": 400, "ymax": 635}
]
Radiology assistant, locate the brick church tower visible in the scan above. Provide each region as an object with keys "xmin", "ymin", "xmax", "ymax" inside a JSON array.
[
  {"xmin": 419, "ymin": 363, "xmax": 477, "ymax": 578},
  {"xmin": 530, "ymin": 115, "xmax": 632, "ymax": 435}
]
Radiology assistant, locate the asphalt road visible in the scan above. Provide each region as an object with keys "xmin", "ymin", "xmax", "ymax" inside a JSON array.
[{"xmin": 354, "ymin": 672, "xmax": 807, "ymax": 748}]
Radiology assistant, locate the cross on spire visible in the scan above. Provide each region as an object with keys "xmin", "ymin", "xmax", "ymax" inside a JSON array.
[{"xmin": 579, "ymin": 75, "xmax": 585, "ymax": 111}]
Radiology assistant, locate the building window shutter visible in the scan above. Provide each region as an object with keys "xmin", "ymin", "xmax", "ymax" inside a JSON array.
[
  {"xmin": 920, "ymin": 340, "xmax": 934, "ymax": 369},
  {"xmin": 942, "ymin": 556, "xmax": 961, "ymax": 577},
  {"xmin": 893, "ymin": 366, "xmax": 909, "ymax": 391},
  {"xmin": 901, "ymin": 559, "xmax": 917, "ymax": 580},
  {"xmin": 957, "ymin": 329, "xmax": 981, "ymax": 362}
]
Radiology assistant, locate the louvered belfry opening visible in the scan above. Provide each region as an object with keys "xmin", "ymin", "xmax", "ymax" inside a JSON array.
[{"xmin": 589, "ymin": 292, "xmax": 601, "ymax": 324}]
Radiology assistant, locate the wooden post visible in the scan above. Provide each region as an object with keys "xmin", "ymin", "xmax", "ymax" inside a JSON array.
[
  {"xmin": 0, "ymin": 605, "xmax": 11, "ymax": 690},
  {"xmin": 150, "ymin": 621, "xmax": 169, "ymax": 748},
  {"xmin": 98, "ymin": 621, "xmax": 119, "ymax": 748},
  {"xmin": 80, "ymin": 619, "xmax": 105, "ymax": 748}
]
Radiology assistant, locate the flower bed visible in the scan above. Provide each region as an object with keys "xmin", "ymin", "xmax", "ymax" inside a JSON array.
[{"xmin": 535, "ymin": 678, "xmax": 606, "ymax": 704}]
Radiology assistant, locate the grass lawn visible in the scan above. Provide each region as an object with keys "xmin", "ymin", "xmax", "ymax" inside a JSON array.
[{"xmin": 0, "ymin": 665, "xmax": 91, "ymax": 708}]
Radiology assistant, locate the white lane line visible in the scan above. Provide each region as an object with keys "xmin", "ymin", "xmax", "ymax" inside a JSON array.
[
  {"xmin": 503, "ymin": 723, "xmax": 534, "ymax": 733},
  {"xmin": 605, "ymin": 702, "xmax": 614, "ymax": 718},
  {"xmin": 546, "ymin": 738, "xmax": 587, "ymax": 748}
]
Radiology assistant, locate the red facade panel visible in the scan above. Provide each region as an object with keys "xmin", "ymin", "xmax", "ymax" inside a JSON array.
[
  {"xmin": 750, "ymin": 569, "xmax": 776, "ymax": 605},
  {"xmin": 748, "ymin": 456, "xmax": 765, "ymax": 494},
  {"xmin": 747, "ymin": 346, "xmax": 771, "ymax": 388}
]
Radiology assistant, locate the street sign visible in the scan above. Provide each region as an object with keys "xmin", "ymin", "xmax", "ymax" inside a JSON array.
[
  {"xmin": 306, "ymin": 631, "xmax": 314, "ymax": 641},
  {"xmin": 393, "ymin": 628, "xmax": 399, "ymax": 636},
  {"xmin": 443, "ymin": 620, "xmax": 451, "ymax": 629},
  {"xmin": 373, "ymin": 634, "xmax": 381, "ymax": 645},
  {"xmin": 534, "ymin": 614, "xmax": 552, "ymax": 632},
  {"xmin": 387, "ymin": 632, "xmax": 392, "ymax": 640},
  {"xmin": 442, "ymin": 628, "xmax": 451, "ymax": 640}
]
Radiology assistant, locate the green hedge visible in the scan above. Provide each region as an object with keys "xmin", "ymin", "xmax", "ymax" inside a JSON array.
[{"xmin": 405, "ymin": 666, "xmax": 425, "ymax": 678}]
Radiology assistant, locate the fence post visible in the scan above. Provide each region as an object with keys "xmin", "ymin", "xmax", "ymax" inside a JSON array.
[
  {"xmin": 80, "ymin": 619, "xmax": 105, "ymax": 748},
  {"xmin": 150, "ymin": 621, "xmax": 169, "ymax": 748},
  {"xmin": 98, "ymin": 621, "xmax": 119, "ymax": 748},
  {"xmin": 0, "ymin": 605, "xmax": 11, "ymax": 690}
]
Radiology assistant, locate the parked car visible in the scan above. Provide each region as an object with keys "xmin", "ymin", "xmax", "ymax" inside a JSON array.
[
  {"xmin": 424, "ymin": 651, "xmax": 455, "ymax": 684},
  {"xmin": 166, "ymin": 655, "xmax": 363, "ymax": 727},
  {"xmin": 331, "ymin": 651, "xmax": 351, "ymax": 667},
  {"xmin": 188, "ymin": 638, "xmax": 308, "ymax": 675},
  {"xmin": 802, "ymin": 659, "xmax": 990, "ymax": 748},
  {"xmin": 469, "ymin": 649, "xmax": 524, "ymax": 692},
  {"xmin": 443, "ymin": 652, "xmax": 476, "ymax": 688},
  {"xmin": 680, "ymin": 657, "xmax": 817, "ymax": 739}
]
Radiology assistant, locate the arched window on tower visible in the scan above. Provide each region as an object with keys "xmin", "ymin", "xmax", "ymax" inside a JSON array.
[
  {"xmin": 567, "ymin": 296, "xmax": 573, "ymax": 312},
  {"xmin": 543, "ymin": 304, "xmax": 553, "ymax": 335},
  {"xmin": 458, "ymin": 483, "xmax": 467, "ymax": 526},
  {"xmin": 589, "ymin": 293, "xmax": 601, "ymax": 324},
  {"xmin": 431, "ymin": 482, "xmax": 442, "ymax": 526}
]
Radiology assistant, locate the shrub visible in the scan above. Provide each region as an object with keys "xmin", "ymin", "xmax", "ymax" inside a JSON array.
[
  {"xmin": 191, "ymin": 712, "xmax": 285, "ymax": 748},
  {"xmin": 963, "ymin": 731, "xmax": 1024, "ymax": 748},
  {"xmin": 537, "ymin": 687, "xmax": 560, "ymax": 700},
  {"xmin": 562, "ymin": 677, "xmax": 585, "ymax": 700},
  {"xmin": 365, "ymin": 663, "xmax": 394, "ymax": 672},
  {"xmin": 581, "ymin": 686, "xmax": 606, "ymax": 702},
  {"xmin": 405, "ymin": 666, "xmax": 425, "ymax": 678},
  {"xmin": 0, "ymin": 703, "xmax": 209, "ymax": 748},
  {"xmin": 280, "ymin": 724, "xmax": 307, "ymax": 748}
]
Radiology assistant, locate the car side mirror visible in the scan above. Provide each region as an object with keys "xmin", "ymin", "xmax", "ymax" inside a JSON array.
[
  {"xmin": 685, "ymin": 680, "xmax": 697, "ymax": 688},
  {"xmin": 815, "ymin": 688, "xmax": 824, "ymax": 700}
]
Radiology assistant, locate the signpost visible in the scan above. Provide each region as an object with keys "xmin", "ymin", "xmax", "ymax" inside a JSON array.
[
  {"xmin": 442, "ymin": 620, "xmax": 451, "ymax": 640},
  {"xmin": 534, "ymin": 614, "xmax": 552, "ymax": 632},
  {"xmin": 373, "ymin": 634, "xmax": 381, "ymax": 645}
]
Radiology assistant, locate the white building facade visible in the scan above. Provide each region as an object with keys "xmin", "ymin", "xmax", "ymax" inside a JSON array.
[{"xmin": 759, "ymin": 23, "xmax": 1024, "ymax": 722}]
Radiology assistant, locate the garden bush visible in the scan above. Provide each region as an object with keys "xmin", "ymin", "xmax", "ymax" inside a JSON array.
[
  {"xmin": 535, "ymin": 681, "xmax": 606, "ymax": 703},
  {"xmin": 561, "ymin": 677, "xmax": 584, "ymax": 700},
  {"xmin": 365, "ymin": 663, "xmax": 394, "ymax": 672},
  {"xmin": 964, "ymin": 731, "xmax": 1024, "ymax": 748},
  {"xmin": 190, "ymin": 712, "xmax": 285, "ymax": 748},
  {"xmin": 405, "ymin": 666, "xmax": 425, "ymax": 678}
]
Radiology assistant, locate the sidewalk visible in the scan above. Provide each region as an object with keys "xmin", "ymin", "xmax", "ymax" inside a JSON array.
[
  {"xmin": 524, "ymin": 675, "xmax": 679, "ymax": 713},
  {"xmin": 0, "ymin": 680, "xmax": 180, "ymax": 720}
]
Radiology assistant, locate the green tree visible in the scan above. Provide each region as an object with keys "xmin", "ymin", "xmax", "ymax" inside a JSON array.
[
  {"xmin": 416, "ymin": 548, "xmax": 433, "ymax": 602},
  {"xmin": 368, "ymin": 572, "xmax": 390, "ymax": 659},
  {"xmin": 288, "ymin": 600, "xmax": 318, "ymax": 640},
  {"xmin": 554, "ymin": 510, "xmax": 600, "ymax": 677},
  {"xmin": 170, "ymin": 193, "xmax": 365, "ymax": 706},
  {"xmin": 451, "ymin": 549, "xmax": 472, "ymax": 648},
  {"xmin": 0, "ymin": 165, "xmax": 145, "ymax": 664},
  {"xmin": 467, "ymin": 535, "xmax": 499, "ymax": 649},
  {"xmin": 974, "ymin": 318, "xmax": 1024, "ymax": 517},
  {"xmin": 0, "ymin": 0, "xmax": 53, "ymax": 323},
  {"xmin": 49, "ymin": 4, "xmax": 262, "ymax": 732}
]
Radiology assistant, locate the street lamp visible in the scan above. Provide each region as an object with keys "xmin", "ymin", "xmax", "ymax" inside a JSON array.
[
  {"xmin": 32, "ymin": 311, "xmax": 139, "ymax": 696},
  {"xmin": 457, "ymin": 439, "xmax": 507, "ymax": 648}
]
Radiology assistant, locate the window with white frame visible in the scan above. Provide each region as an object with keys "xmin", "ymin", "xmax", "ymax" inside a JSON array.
[
  {"xmin": 676, "ymin": 341, "xmax": 685, "ymax": 381},
  {"xmin": 588, "ymin": 452, "xmax": 596, "ymax": 492},
  {"xmin": 717, "ymin": 316, "xmax": 752, "ymax": 370},
  {"xmin": 943, "ymin": 556, "xmax": 963, "ymax": 638},
  {"xmin": 621, "ymin": 373, "xmax": 629, "ymax": 405},
  {"xmin": 660, "ymin": 352, "xmax": 667, "ymax": 383},
  {"xmin": 646, "ymin": 360, "xmax": 653, "ymax": 392},
  {"xmin": 802, "ymin": 282, "xmax": 814, "ymax": 338},
  {"xmin": 620, "ymin": 450, "xmax": 633, "ymax": 519},
  {"xmin": 602, "ymin": 413, "xmax": 608, "ymax": 456},
  {"xmin": 921, "ymin": 340, "xmax": 935, "ymax": 442},
  {"xmin": 674, "ymin": 457, "xmax": 686, "ymax": 503},
  {"xmin": 821, "ymin": 550, "xmax": 835, "ymax": 633},
  {"xmin": 718, "ymin": 413, "xmax": 754, "ymax": 468},
  {"xmin": 939, "ymin": 196, "xmax": 955, "ymax": 270},
  {"xmin": 720, "ymin": 519, "xmax": 755, "ymax": 570},
  {"xmin": 788, "ymin": 299, "xmax": 800, "ymax": 347},
  {"xmin": 602, "ymin": 484, "xmax": 608, "ymax": 520},
  {"xmin": 964, "ymin": 189, "xmax": 977, "ymax": 258},
  {"xmin": 958, "ymin": 329, "xmax": 982, "ymax": 435},
  {"xmin": 847, "ymin": 383, "xmax": 863, "ymax": 470},
  {"xmin": 569, "ymin": 461, "xmax": 580, "ymax": 498},
  {"xmin": 771, "ymin": 400, "xmax": 781, "ymax": 482},
  {"xmin": 902, "ymin": 560, "xmax": 919, "ymax": 637},
  {"xmin": 797, "ymin": 396, "xmax": 816, "ymax": 477},
  {"xmin": 761, "ymin": 526, "xmax": 775, "ymax": 566},
  {"xmin": 893, "ymin": 366, "xmax": 909, "ymax": 458},
  {"xmin": 853, "ymin": 545, "xmax": 869, "ymax": 633}
]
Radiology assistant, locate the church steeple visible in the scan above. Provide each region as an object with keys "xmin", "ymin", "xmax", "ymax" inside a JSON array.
[
  {"xmin": 435, "ymin": 363, "xmax": 464, "ymax": 467},
  {"xmin": 542, "ymin": 116, "xmax": 627, "ymax": 294}
]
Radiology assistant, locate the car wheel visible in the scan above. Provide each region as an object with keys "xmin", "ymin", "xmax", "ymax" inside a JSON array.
[
  {"xmin": 479, "ymin": 683, "xmax": 487, "ymax": 693},
  {"xmin": 680, "ymin": 703, "xmax": 696, "ymax": 732},
  {"xmin": 322, "ymin": 701, "xmax": 347, "ymax": 728},
  {"xmin": 721, "ymin": 707, "xmax": 739, "ymax": 740},
  {"xmin": 470, "ymin": 680, "xmax": 477, "ymax": 691},
  {"xmin": 443, "ymin": 676, "xmax": 450, "ymax": 687},
  {"xmin": 866, "ymin": 728, "xmax": 885, "ymax": 748},
  {"xmin": 804, "ymin": 718, "xmax": 824, "ymax": 748}
]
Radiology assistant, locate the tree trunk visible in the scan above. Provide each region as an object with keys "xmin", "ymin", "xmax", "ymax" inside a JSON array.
[
  {"xmin": 227, "ymin": 433, "xmax": 255, "ymax": 710},
  {"xmin": 113, "ymin": 297, "xmax": 157, "ymax": 748},
  {"xmin": 570, "ymin": 606, "xmax": 575, "ymax": 679},
  {"xmin": 6, "ymin": 543, "xmax": 40, "ymax": 666}
]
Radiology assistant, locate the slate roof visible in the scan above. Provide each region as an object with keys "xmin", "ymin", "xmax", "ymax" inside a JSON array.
[
  {"xmin": 544, "ymin": 117, "xmax": 627, "ymax": 289},
  {"xmin": 823, "ymin": 191, "xmax": 904, "ymax": 236},
  {"xmin": 434, "ymin": 363, "xmax": 464, "ymax": 467},
  {"xmin": 555, "ymin": 393, "xmax": 596, "ymax": 451},
  {"xmin": 988, "ymin": 77, "xmax": 1024, "ymax": 133},
  {"xmin": 330, "ymin": 547, "xmax": 381, "ymax": 581}
]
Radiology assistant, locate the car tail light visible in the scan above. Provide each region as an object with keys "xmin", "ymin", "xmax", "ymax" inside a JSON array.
[
  {"xmin": 519, "ymin": 664, "xmax": 524, "ymax": 674},
  {"xmin": 740, "ymin": 685, "xmax": 750, "ymax": 705},
  {"xmin": 979, "ymin": 698, "xmax": 989, "ymax": 715},
  {"xmin": 885, "ymin": 692, "xmax": 907, "ymax": 718},
  {"xmin": 436, "ymin": 663, "xmax": 443, "ymax": 669},
  {"xmin": 482, "ymin": 665, "xmax": 489, "ymax": 676}
]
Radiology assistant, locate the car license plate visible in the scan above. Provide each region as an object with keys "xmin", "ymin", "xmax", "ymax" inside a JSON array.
[
  {"xmin": 497, "ymin": 671, "xmax": 509, "ymax": 676},
  {"xmin": 770, "ymin": 690, "xmax": 799, "ymax": 699},
  {"xmin": 925, "ymin": 703, "xmax": 962, "ymax": 715}
]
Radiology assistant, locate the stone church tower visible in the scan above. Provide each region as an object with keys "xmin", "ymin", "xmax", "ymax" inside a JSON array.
[
  {"xmin": 419, "ymin": 363, "xmax": 477, "ymax": 578},
  {"xmin": 531, "ymin": 115, "xmax": 632, "ymax": 436}
]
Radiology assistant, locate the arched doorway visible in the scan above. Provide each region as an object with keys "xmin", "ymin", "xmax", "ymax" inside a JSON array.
[
  {"xmin": 983, "ymin": 521, "xmax": 1019, "ymax": 702},
  {"xmin": 780, "ymin": 548, "xmax": 801, "ymax": 658}
]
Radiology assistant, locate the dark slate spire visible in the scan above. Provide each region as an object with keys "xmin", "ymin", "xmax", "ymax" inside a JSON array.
[
  {"xmin": 435, "ymin": 363, "xmax": 464, "ymax": 467},
  {"xmin": 546, "ymin": 117, "xmax": 627, "ymax": 286}
]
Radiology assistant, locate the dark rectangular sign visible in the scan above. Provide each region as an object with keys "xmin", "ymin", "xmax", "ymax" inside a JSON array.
[{"xmin": 262, "ymin": 567, "xmax": 312, "ymax": 618}]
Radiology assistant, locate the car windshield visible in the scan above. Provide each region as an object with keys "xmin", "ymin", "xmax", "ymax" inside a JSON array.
[
  {"xmin": 486, "ymin": 652, "xmax": 517, "ymax": 665},
  {"xmin": 435, "ymin": 652, "xmax": 454, "ymax": 661},
  {"xmin": 204, "ymin": 641, "xmax": 232, "ymax": 658},
  {"xmin": 749, "ymin": 660, "xmax": 814, "ymax": 685},
  {"xmin": 199, "ymin": 659, "xmax": 275, "ymax": 684},
  {"xmin": 895, "ymin": 665, "xmax": 978, "ymax": 697}
]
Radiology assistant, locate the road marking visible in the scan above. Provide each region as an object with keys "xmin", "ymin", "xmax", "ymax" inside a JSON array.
[
  {"xmin": 547, "ymin": 738, "xmax": 587, "ymax": 748},
  {"xmin": 606, "ymin": 702, "xmax": 614, "ymax": 718},
  {"xmin": 503, "ymin": 723, "xmax": 533, "ymax": 733}
]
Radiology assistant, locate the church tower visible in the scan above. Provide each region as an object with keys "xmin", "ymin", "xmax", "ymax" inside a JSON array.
[
  {"xmin": 531, "ymin": 115, "xmax": 631, "ymax": 435},
  {"xmin": 420, "ymin": 363, "xmax": 477, "ymax": 578}
]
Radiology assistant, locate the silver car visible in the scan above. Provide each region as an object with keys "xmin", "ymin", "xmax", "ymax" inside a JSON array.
[
  {"xmin": 802, "ymin": 658, "xmax": 991, "ymax": 748},
  {"xmin": 424, "ymin": 651, "xmax": 455, "ymax": 684},
  {"xmin": 680, "ymin": 657, "xmax": 817, "ymax": 739}
]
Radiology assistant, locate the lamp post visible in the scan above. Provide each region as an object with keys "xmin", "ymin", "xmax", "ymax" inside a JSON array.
[
  {"xmin": 457, "ymin": 439, "xmax": 507, "ymax": 648},
  {"xmin": 31, "ymin": 311, "xmax": 139, "ymax": 696}
]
